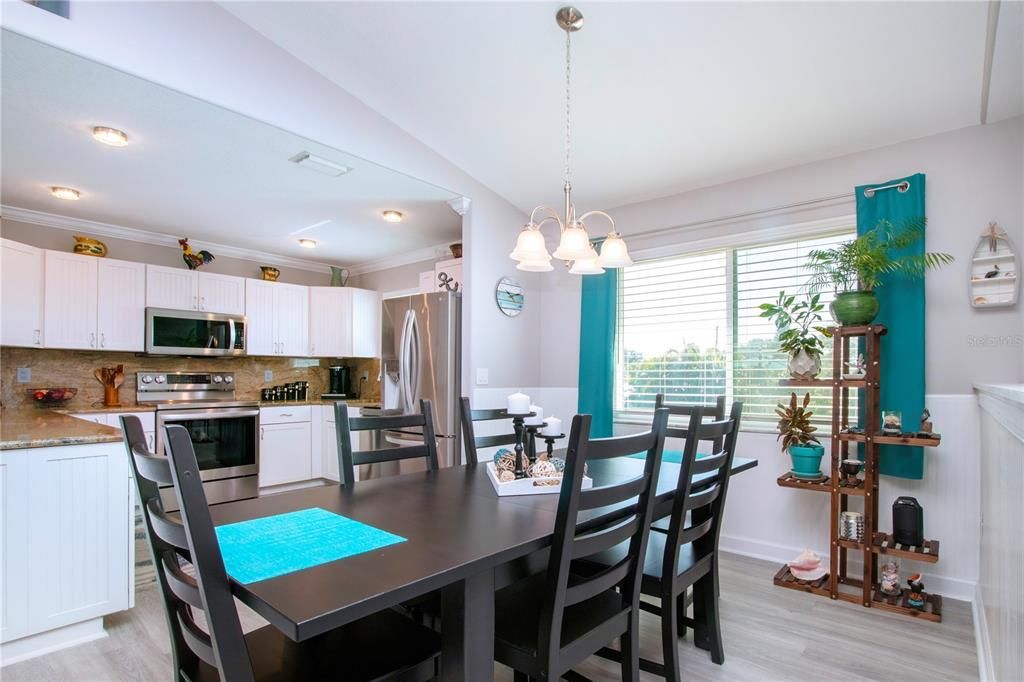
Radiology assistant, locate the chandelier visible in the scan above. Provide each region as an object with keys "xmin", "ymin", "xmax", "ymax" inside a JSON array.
[{"xmin": 509, "ymin": 6, "xmax": 632, "ymax": 275}]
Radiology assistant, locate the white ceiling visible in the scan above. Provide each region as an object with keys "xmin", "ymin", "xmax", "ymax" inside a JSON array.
[
  {"xmin": 224, "ymin": 1, "xmax": 1023, "ymax": 214},
  {"xmin": 0, "ymin": 31, "xmax": 462, "ymax": 267}
]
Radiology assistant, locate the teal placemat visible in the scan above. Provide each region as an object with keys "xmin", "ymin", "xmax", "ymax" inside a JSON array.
[
  {"xmin": 215, "ymin": 507, "xmax": 406, "ymax": 584},
  {"xmin": 628, "ymin": 450, "xmax": 709, "ymax": 464}
]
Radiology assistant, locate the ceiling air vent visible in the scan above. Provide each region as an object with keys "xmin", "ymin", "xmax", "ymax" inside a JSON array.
[{"xmin": 289, "ymin": 152, "xmax": 352, "ymax": 177}]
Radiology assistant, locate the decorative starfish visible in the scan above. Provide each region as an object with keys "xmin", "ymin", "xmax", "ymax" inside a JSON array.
[{"xmin": 984, "ymin": 222, "xmax": 1007, "ymax": 253}]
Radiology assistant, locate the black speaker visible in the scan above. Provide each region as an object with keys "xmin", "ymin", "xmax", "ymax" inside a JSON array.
[{"xmin": 892, "ymin": 496, "xmax": 923, "ymax": 546}]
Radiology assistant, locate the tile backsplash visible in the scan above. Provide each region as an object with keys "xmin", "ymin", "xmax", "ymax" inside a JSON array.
[{"xmin": 0, "ymin": 347, "xmax": 380, "ymax": 409}]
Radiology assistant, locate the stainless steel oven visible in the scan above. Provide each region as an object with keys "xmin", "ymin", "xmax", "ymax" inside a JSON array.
[
  {"xmin": 145, "ymin": 308, "xmax": 246, "ymax": 356},
  {"xmin": 138, "ymin": 371, "xmax": 260, "ymax": 509}
]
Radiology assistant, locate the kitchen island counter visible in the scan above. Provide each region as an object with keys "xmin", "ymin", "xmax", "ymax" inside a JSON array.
[{"xmin": 0, "ymin": 407, "xmax": 122, "ymax": 450}]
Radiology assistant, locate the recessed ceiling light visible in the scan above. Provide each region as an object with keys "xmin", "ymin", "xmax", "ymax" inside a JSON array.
[
  {"xmin": 289, "ymin": 152, "xmax": 352, "ymax": 177},
  {"xmin": 382, "ymin": 210, "xmax": 403, "ymax": 223},
  {"xmin": 92, "ymin": 126, "xmax": 129, "ymax": 147},
  {"xmin": 50, "ymin": 186, "xmax": 81, "ymax": 201},
  {"xmin": 298, "ymin": 238, "xmax": 318, "ymax": 249}
]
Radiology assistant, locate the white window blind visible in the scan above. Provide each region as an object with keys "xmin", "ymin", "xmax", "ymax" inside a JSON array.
[{"xmin": 616, "ymin": 228, "xmax": 856, "ymax": 427}]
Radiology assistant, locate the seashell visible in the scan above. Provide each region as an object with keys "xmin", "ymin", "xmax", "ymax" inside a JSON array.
[
  {"xmin": 548, "ymin": 457, "xmax": 566, "ymax": 472},
  {"xmin": 497, "ymin": 470, "xmax": 515, "ymax": 483},
  {"xmin": 528, "ymin": 460, "xmax": 557, "ymax": 478},
  {"xmin": 495, "ymin": 452, "xmax": 517, "ymax": 472}
]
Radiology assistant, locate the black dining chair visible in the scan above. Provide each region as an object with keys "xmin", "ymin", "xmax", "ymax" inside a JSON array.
[
  {"xmin": 583, "ymin": 401, "xmax": 743, "ymax": 680},
  {"xmin": 120, "ymin": 415, "xmax": 441, "ymax": 681},
  {"xmin": 334, "ymin": 400, "xmax": 439, "ymax": 487},
  {"xmin": 459, "ymin": 396, "xmax": 521, "ymax": 466},
  {"xmin": 655, "ymin": 393, "xmax": 728, "ymax": 454},
  {"xmin": 491, "ymin": 409, "xmax": 669, "ymax": 681}
]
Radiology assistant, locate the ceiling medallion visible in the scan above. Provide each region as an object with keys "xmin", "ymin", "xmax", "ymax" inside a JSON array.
[{"xmin": 509, "ymin": 6, "xmax": 631, "ymax": 275}]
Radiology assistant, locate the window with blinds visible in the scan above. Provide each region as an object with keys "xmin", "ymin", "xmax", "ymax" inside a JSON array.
[{"xmin": 615, "ymin": 228, "xmax": 856, "ymax": 427}]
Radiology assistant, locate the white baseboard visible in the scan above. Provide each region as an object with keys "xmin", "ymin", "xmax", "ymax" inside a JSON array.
[
  {"xmin": 973, "ymin": 582, "xmax": 993, "ymax": 681},
  {"xmin": 720, "ymin": 532, "xmax": 977, "ymax": 602},
  {"xmin": 0, "ymin": 618, "xmax": 107, "ymax": 667}
]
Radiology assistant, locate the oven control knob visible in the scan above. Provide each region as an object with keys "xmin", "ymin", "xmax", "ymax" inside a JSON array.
[
  {"xmin": 141, "ymin": 375, "xmax": 153, "ymax": 384},
  {"xmin": 224, "ymin": 376, "xmax": 234, "ymax": 384},
  {"xmin": 154, "ymin": 375, "xmax": 165, "ymax": 384},
  {"xmin": 212, "ymin": 375, "xmax": 223, "ymax": 383}
]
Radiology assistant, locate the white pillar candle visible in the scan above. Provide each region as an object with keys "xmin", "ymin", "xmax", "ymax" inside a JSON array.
[
  {"xmin": 506, "ymin": 392, "xmax": 530, "ymax": 414},
  {"xmin": 524, "ymin": 405, "xmax": 544, "ymax": 426},
  {"xmin": 542, "ymin": 416, "xmax": 562, "ymax": 437}
]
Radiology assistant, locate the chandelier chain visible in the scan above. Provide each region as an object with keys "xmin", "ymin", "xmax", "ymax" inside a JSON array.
[{"xmin": 564, "ymin": 28, "xmax": 572, "ymax": 187}]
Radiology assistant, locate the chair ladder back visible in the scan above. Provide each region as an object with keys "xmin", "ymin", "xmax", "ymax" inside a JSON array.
[
  {"xmin": 654, "ymin": 393, "xmax": 728, "ymax": 451},
  {"xmin": 335, "ymin": 400, "xmax": 439, "ymax": 487},
  {"xmin": 459, "ymin": 397, "xmax": 519, "ymax": 466},
  {"xmin": 535, "ymin": 409, "xmax": 669, "ymax": 674}
]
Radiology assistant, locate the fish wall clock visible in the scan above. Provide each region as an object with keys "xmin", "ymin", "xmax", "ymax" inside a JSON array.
[{"xmin": 969, "ymin": 222, "xmax": 1018, "ymax": 308}]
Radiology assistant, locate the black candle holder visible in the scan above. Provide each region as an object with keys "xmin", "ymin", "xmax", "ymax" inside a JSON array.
[
  {"xmin": 508, "ymin": 412, "xmax": 535, "ymax": 479},
  {"xmin": 524, "ymin": 423, "xmax": 546, "ymax": 466},
  {"xmin": 541, "ymin": 433, "xmax": 566, "ymax": 461}
]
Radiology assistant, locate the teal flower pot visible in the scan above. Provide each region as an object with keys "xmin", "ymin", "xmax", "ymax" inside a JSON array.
[
  {"xmin": 789, "ymin": 443, "xmax": 825, "ymax": 479},
  {"xmin": 829, "ymin": 290, "xmax": 879, "ymax": 326}
]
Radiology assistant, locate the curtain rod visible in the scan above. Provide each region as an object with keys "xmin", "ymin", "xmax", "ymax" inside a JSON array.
[{"xmin": 623, "ymin": 180, "xmax": 909, "ymax": 241}]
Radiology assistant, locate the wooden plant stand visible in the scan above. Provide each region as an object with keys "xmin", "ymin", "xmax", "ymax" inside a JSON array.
[{"xmin": 773, "ymin": 324, "xmax": 943, "ymax": 622}]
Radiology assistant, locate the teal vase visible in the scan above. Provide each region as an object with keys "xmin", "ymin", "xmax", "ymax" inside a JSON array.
[
  {"xmin": 329, "ymin": 267, "xmax": 349, "ymax": 287},
  {"xmin": 789, "ymin": 443, "xmax": 825, "ymax": 479},
  {"xmin": 830, "ymin": 290, "xmax": 879, "ymax": 326}
]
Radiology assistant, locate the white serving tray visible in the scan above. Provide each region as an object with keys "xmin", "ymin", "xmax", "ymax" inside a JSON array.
[{"xmin": 486, "ymin": 462, "xmax": 593, "ymax": 496}]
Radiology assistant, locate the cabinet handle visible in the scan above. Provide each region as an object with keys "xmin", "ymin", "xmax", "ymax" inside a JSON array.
[
  {"xmin": 280, "ymin": 413, "xmax": 293, "ymax": 417},
  {"xmin": 200, "ymin": 296, "xmax": 206, "ymax": 311},
  {"xmin": 193, "ymin": 294, "xmax": 199, "ymax": 310},
  {"xmin": 33, "ymin": 329, "xmax": 41, "ymax": 345},
  {"xmin": 260, "ymin": 427, "xmax": 265, "ymax": 440},
  {"xmin": 100, "ymin": 332, "xmax": 106, "ymax": 348},
  {"xmin": 311, "ymin": 343, "xmax": 315, "ymax": 355},
  {"xmin": 90, "ymin": 332, "xmax": 96, "ymax": 348}
]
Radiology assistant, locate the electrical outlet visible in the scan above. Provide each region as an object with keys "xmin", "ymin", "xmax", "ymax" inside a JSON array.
[
  {"xmin": 264, "ymin": 370, "xmax": 273, "ymax": 382},
  {"xmin": 476, "ymin": 368, "xmax": 489, "ymax": 386},
  {"xmin": 16, "ymin": 367, "xmax": 31, "ymax": 383}
]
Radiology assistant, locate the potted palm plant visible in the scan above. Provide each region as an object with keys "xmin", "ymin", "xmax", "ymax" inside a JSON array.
[
  {"xmin": 759, "ymin": 291, "xmax": 832, "ymax": 379},
  {"xmin": 777, "ymin": 392, "xmax": 824, "ymax": 479},
  {"xmin": 806, "ymin": 217, "xmax": 953, "ymax": 325}
]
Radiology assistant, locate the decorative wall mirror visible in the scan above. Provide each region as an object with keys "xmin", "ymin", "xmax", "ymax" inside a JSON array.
[
  {"xmin": 970, "ymin": 222, "xmax": 1018, "ymax": 308},
  {"xmin": 495, "ymin": 277, "xmax": 524, "ymax": 317}
]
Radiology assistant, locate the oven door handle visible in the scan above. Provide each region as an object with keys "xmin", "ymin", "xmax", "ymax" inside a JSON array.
[{"xmin": 158, "ymin": 408, "xmax": 261, "ymax": 421}]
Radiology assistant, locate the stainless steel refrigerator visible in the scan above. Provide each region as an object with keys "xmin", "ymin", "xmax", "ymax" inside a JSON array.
[{"xmin": 363, "ymin": 291, "xmax": 462, "ymax": 476}]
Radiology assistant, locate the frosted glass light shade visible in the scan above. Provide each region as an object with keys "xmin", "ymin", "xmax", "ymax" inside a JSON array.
[
  {"xmin": 552, "ymin": 224, "xmax": 592, "ymax": 261},
  {"xmin": 597, "ymin": 232, "xmax": 632, "ymax": 268},
  {"xmin": 509, "ymin": 225, "xmax": 550, "ymax": 262},
  {"xmin": 517, "ymin": 257, "xmax": 554, "ymax": 272},
  {"xmin": 569, "ymin": 246, "xmax": 605, "ymax": 275}
]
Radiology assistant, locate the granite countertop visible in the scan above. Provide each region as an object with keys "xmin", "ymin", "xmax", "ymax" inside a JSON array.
[
  {"xmin": 54, "ymin": 404, "xmax": 156, "ymax": 415},
  {"xmin": 1, "ymin": 408, "xmax": 122, "ymax": 450},
  {"xmin": 258, "ymin": 399, "xmax": 381, "ymax": 408}
]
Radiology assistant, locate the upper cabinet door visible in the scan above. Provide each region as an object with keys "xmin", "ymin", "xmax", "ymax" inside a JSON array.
[
  {"xmin": 197, "ymin": 272, "xmax": 245, "ymax": 315},
  {"xmin": 244, "ymin": 278, "xmax": 276, "ymax": 356},
  {"xmin": 96, "ymin": 258, "xmax": 146, "ymax": 352},
  {"xmin": 0, "ymin": 239, "xmax": 44, "ymax": 347},
  {"xmin": 308, "ymin": 287, "xmax": 351, "ymax": 357},
  {"xmin": 43, "ymin": 251, "xmax": 99, "ymax": 350},
  {"xmin": 146, "ymin": 265, "xmax": 197, "ymax": 311},
  {"xmin": 350, "ymin": 288, "xmax": 381, "ymax": 358},
  {"xmin": 274, "ymin": 283, "xmax": 309, "ymax": 357}
]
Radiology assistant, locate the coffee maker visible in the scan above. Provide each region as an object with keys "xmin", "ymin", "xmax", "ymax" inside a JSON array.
[{"xmin": 326, "ymin": 365, "xmax": 355, "ymax": 398}]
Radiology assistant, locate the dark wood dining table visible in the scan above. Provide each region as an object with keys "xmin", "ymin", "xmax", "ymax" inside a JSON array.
[{"xmin": 209, "ymin": 455, "xmax": 757, "ymax": 681}]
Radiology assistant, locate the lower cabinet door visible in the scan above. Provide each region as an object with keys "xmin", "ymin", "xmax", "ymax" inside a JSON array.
[
  {"xmin": 259, "ymin": 422, "xmax": 312, "ymax": 487},
  {"xmin": 0, "ymin": 451, "xmax": 31, "ymax": 643},
  {"xmin": 322, "ymin": 420, "xmax": 340, "ymax": 482}
]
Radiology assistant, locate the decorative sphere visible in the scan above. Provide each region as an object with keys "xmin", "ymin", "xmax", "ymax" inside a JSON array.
[
  {"xmin": 495, "ymin": 452, "xmax": 517, "ymax": 472},
  {"xmin": 549, "ymin": 457, "xmax": 566, "ymax": 472},
  {"xmin": 528, "ymin": 460, "xmax": 558, "ymax": 478},
  {"xmin": 493, "ymin": 448, "xmax": 512, "ymax": 465},
  {"xmin": 497, "ymin": 469, "xmax": 516, "ymax": 483}
]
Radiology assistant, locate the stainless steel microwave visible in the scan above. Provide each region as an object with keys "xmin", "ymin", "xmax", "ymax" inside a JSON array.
[{"xmin": 145, "ymin": 308, "xmax": 246, "ymax": 356}]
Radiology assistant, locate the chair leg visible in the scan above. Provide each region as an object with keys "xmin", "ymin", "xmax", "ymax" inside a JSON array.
[
  {"xmin": 513, "ymin": 671, "xmax": 529, "ymax": 682},
  {"xmin": 694, "ymin": 570, "xmax": 725, "ymax": 664},
  {"xmin": 660, "ymin": 589, "xmax": 682, "ymax": 682},
  {"xmin": 620, "ymin": 619, "xmax": 640, "ymax": 682},
  {"xmin": 675, "ymin": 587, "xmax": 688, "ymax": 640}
]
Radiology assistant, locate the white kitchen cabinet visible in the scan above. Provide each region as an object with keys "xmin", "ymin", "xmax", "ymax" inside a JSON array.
[
  {"xmin": 418, "ymin": 270, "xmax": 436, "ymax": 294},
  {"xmin": 96, "ymin": 259, "xmax": 146, "ymax": 351},
  {"xmin": 320, "ymin": 404, "xmax": 360, "ymax": 482},
  {"xmin": 146, "ymin": 264, "xmax": 197, "ymax": 310},
  {"xmin": 0, "ymin": 452, "xmax": 31, "ymax": 643},
  {"xmin": 351, "ymin": 288, "xmax": 381, "ymax": 358},
  {"xmin": 197, "ymin": 272, "xmax": 245, "ymax": 315},
  {"xmin": 245, "ymin": 279, "xmax": 309, "ymax": 356},
  {"xmin": 146, "ymin": 266, "xmax": 245, "ymax": 315},
  {"xmin": 0, "ymin": 239, "xmax": 44, "ymax": 348},
  {"xmin": 43, "ymin": 252, "xmax": 145, "ymax": 351},
  {"xmin": 308, "ymin": 287, "xmax": 352, "ymax": 357},
  {"xmin": 259, "ymin": 422, "xmax": 312, "ymax": 487}
]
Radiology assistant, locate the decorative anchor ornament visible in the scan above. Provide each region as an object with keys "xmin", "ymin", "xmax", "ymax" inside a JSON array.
[{"xmin": 437, "ymin": 272, "xmax": 460, "ymax": 292}]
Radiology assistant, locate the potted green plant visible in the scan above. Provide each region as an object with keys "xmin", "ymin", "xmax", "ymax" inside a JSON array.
[
  {"xmin": 806, "ymin": 217, "xmax": 954, "ymax": 325},
  {"xmin": 777, "ymin": 392, "xmax": 824, "ymax": 478},
  {"xmin": 759, "ymin": 291, "xmax": 832, "ymax": 379}
]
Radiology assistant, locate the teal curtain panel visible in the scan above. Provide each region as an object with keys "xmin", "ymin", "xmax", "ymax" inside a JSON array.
[
  {"xmin": 855, "ymin": 173, "xmax": 926, "ymax": 479},
  {"xmin": 578, "ymin": 266, "xmax": 618, "ymax": 438}
]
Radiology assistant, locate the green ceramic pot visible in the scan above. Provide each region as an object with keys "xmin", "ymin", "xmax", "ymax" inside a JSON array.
[
  {"xmin": 830, "ymin": 290, "xmax": 879, "ymax": 326},
  {"xmin": 789, "ymin": 443, "xmax": 825, "ymax": 479}
]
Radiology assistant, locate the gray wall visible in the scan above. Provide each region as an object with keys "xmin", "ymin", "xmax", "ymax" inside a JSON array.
[
  {"xmin": 350, "ymin": 258, "xmax": 435, "ymax": 294},
  {"xmin": 0, "ymin": 218, "xmax": 332, "ymax": 287}
]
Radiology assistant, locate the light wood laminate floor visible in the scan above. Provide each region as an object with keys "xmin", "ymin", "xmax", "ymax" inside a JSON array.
[{"xmin": 4, "ymin": 553, "xmax": 977, "ymax": 681}]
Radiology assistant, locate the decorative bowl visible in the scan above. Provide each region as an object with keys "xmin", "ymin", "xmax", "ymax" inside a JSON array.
[{"xmin": 29, "ymin": 387, "xmax": 78, "ymax": 405}]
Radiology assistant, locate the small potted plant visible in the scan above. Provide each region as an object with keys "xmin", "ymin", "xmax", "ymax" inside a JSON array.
[
  {"xmin": 806, "ymin": 217, "xmax": 953, "ymax": 325},
  {"xmin": 777, "ymin": 392, "xmax": 824, "ymax": 479},
  {"xmin": 759, "ymin": 291, "xmax": 832, "ymax": 379}
]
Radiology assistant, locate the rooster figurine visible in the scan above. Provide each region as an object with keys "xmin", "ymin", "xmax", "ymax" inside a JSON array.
[{"xmin": 178, "ymin": 238, "xmax": 215, "ymax": 270}]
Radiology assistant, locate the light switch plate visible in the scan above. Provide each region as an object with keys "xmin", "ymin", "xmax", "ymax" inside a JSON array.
[
  {"xmin": 16, "ymin": 367, "xmax": 31, "ymax": 383},
  {"xmin": 264, "ymin": 370, "xmax": 273, "ymax": 382},
  {"xmin": 476, "ymin": 368, "xmax": 489, "ymax": 386}
]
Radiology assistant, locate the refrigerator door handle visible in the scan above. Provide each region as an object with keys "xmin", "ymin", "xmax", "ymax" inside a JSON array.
[
  {"xmin": 399, "ymin": 309, "xmax": 416, "ymax": 413},
  {"xmin": 407, "ymin": 312, "xmax": 420, "ymax": 412}
]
